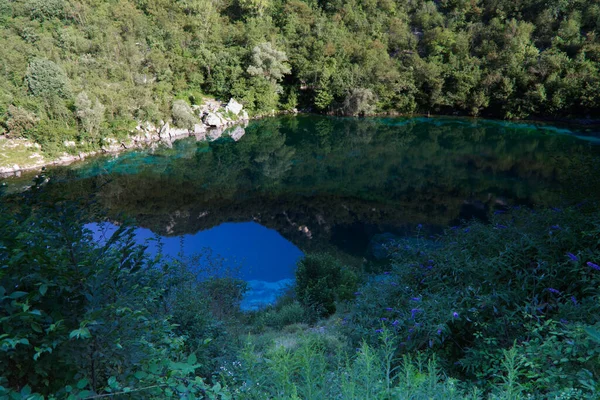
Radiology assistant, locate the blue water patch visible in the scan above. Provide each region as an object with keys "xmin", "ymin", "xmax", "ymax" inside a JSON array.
[{"xmin": 86, "ymin": 221, "xmax": 303, "ymax": 309}]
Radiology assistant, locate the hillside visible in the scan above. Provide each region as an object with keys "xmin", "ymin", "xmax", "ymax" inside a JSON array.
[{"xmin": 0, "ymin": 0, "xmax": 599, "ymax": 155}]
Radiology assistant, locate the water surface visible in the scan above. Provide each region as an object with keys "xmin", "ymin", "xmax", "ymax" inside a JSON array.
[{"xmin": 3, "ymin": 115, "xmax": 598, "ymax": 307}]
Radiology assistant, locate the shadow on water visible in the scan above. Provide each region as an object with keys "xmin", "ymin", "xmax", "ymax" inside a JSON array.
[{"xmin": 2, "ymin": 115, "xmax": 599, "ymax": 306}]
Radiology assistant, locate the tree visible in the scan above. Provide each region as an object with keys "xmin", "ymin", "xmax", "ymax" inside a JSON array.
[
  {"xmin": 25, "ymin": 58, "xmax": 70, "ymax": 99},
  {"xmin": 342, "ymin": 88, "xmax": 377, "ymax": 116},
  {"xmin": 75, "ymin": 92, "xmax": 105, "ymax": 138},
  {"xmin": 247, "ymin": 42, "xmax": 291, "ymax": 88}
]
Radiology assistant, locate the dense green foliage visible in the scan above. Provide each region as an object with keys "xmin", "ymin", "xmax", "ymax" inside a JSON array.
[
  {"xmin": 0, "ymin": 185, "xmax": 240, "ymax": 399},
  {"xmin": 1, "ymin": 0, "xmax": 600, "ymax": 151},
  {"xmin": 295, "ymin": 253, "xmax": 357, "ymax": 317}
]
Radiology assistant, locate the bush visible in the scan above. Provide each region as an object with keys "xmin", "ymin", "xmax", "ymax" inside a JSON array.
[
  {"xmin": 343, "ymin": 207, "xmax": 600, "ymax": 396},
  {"xmin": 5, "ymin": 105, "xmax": 37, "ymax": 138},
  {"xmin": 295, "ymin": 253, "xmax": 358, "ymax": 318},
  {"xmin": 25, "ymin": 58, "xmax": 70, "ymax": 98},
  {"xmin": 171, "ymin": 99, "xmax": 198, "ymax": 130}
]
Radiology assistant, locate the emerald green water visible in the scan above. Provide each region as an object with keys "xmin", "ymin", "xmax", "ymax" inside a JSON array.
[{"xmin": 2, "ymin": 115, "xmax": 599, "ymax": 307}]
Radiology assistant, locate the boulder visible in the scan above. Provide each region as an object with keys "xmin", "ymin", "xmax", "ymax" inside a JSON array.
[
  {"xmin": 204, "ymin": 112, "xmax": 225, "ymax": 127},
  {"xmin": 241, "ymin": 110, "xmax": 249, "ymax": 120},
  {"xmin": 194, "ymin": 124, "xmax": 206, "ymax": 134},
  {"xmin": 159, "ymin": 122, "xmax": 170, "ymax": 139},
  {"xmin": 225, "ymin": 98, "xmax": 243, "ymax": 115}
]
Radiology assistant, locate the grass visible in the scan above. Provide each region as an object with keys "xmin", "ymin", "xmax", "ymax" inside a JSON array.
[{"xmin": 0, "ymin": 137, "xmax": 46, "ymax": 170}]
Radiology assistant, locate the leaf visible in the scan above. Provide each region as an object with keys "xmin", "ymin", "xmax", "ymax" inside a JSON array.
[
  {"xmin": 584, "ymin": 326, "xmax": 600, "ymax": 344},
  {"xmin": 9, "ymin": 291, "xmax": 27, "ymax": 299},
  {"xmin": 107, "ymin": 376, "xmax": 118, "ymax": 389},
  {"xmin": 69, "ymin": 328, "xmax": 91, "ymax": 340},
  {"xmin": 187, "ymin": 353, "xmax": 197, "ymax": 365},
  {"xmin": 134, "ymin": 371, "xmax": 147, "ymax": 380},
  {"xmin": 39, "ymin": 284, "xmax": 48, "ymax": 296},
  {"xmin": 76, "ymin": 378, "xmax": 88, "ymax": 389},
  {"xmin": 20, "ymin": 385, "xmax": 31, "ymax": 396}
]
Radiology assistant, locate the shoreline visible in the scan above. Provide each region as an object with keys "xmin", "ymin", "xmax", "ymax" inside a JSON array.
[
  {"xmin": 2, "ymin": 110, "xmax": 599, "ymax": 179},
  {"xmin": 0, "ymin": 122, "xmax": 249, "ymax": 179}
]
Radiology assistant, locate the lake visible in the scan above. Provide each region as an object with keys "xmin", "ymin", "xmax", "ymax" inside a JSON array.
[{"xmin": 2, "ymin": 115, "xmax": 599, "ymax": 309}]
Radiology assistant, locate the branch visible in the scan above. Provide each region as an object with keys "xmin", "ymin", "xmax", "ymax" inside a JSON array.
[{"xmin": 82, "ymin": 384, "xmax": 163, "ymax": 399}]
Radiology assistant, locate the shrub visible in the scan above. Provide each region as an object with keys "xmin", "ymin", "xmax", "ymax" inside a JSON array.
[
  {"xmin": 171, "ymin": 99, "xmax": 198, "ymax": 130},
  {"xmin": 5, "ymin": 104, "xmax": 37, "ymax": 138},
  {"xmin": 25, "ymin": 58, "xmax": 70, "ymax": 98},
  {"xmin": 295, "ymin": 253, "xmax": 358, "ymax": 318}
]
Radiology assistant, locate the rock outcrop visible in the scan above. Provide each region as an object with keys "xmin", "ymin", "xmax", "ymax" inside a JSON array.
[{"xmin": 1, "ymin": 97, "xmax": 251, "ymax": 177}]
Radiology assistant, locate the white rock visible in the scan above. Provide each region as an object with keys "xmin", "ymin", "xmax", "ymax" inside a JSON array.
[
  {"xmin": 241, "ymin": 110, "xmax": 249, "ymax": 120},
  {"xmin": 225, "ymin": 98, "xmax": 243, "ymax": 115},
  {"xmin": 194, "ymin": 124, "xmax": 206, "ymax": 134},
  {"xmin": 204, "ymin": 112, "xmax": 225, "ymax": 127},
  {"xmin": 159, "ymin": 122, "xmax": 170, "ymax": 138},
  {"xmin": 63, "ymin": 141, "xmax": 76, "ymax": 147}
]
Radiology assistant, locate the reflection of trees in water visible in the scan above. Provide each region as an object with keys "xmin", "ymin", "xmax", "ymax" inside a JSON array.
[{"xmin": 28, "ymin": 116, "xmax": 597, "ymax": 244}]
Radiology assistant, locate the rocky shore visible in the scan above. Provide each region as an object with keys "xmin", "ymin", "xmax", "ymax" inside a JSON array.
[{"xmin": 0, "ymin": 98, "xmax": 251, "ymax": 179}]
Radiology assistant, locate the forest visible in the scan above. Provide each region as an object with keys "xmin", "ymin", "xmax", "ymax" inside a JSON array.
[{"xmin": 1, "ymin": 0, "xmax": 600, "ymax": 152}]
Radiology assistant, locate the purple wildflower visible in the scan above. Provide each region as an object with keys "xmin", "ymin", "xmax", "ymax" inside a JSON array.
[
  {"xmin": 417, "ymin": 224, "xmax": 423, "ymax": 229},
  {"xmin": 496, "ymin": 224, "xmax": 507, "ymax": 229},
  {"xmin": 450, "ymin": 226, "xmax": 458, "ymax": 230},
  {"xmin": 552, "ymin": 207, "xmax": 562, "ymax": 213},
  {"xmin": 408, "ymin": 328, "xmax": 414, "ymax": 333},
  {"xmin": 411, "ymin": 297, "xmax": 421, "ymax": 302},
  {"xmin": 560, "ymin": 319, "xmax": 568, "ymax": 324},
  {"xmin": 390, "ymin": 282, "xmax": 398, "ymax": 286},
  {"xmin": 452, "ymin": 312, "xmax": 459, "ymax": 319},
  {"xmin": 375, "ymin": 329, "xmax": 383, "ymax": 333},
  {"xmin": 354, "ymin": 292, "xmax": 362, "ymax": 296},
  {"xmin": 571, "ymin": 296, "xmax": 577, "ymax": 305},
  {"xmin": 547, "ymin": 288, "xmax": 561, "ymax": 294},
  {"xmin": 385, "ymin": 307, "xmax": 394, "ymax": 311},
  {"xmin": 383, "ymin": 271, "xmax": 391, "ymax": 275},
  {"xmin": 392, "ymin": 320, "xmax": 400, "ymax": 326},
  {"xmin": 437, "ymin": 328, "xmax": 442, "ymax": 335},
  {"xmin": 464, "ymin": 228, "xmax": 470, "ymax": 233},
  {"xmin": 410, "ymin": 308, "xmax": 421, "ymax": 318},
  {"xmin": 587, "ymin": 262, "xmax": 600, "ymax": 271},
  {"xmin": 494, "ymin": 210, "xmax": 506, "ymax": 215},
  {"xmin": 551, "ymin": 225, "xmax": 561, "ymax": 230},
  {"xmin": 380, "ymin": 317, "xmax": 388, "ymax": 322},
  {"xmin": 567, "ymin": 253, "xmax": 578, "ymax": 262}
]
